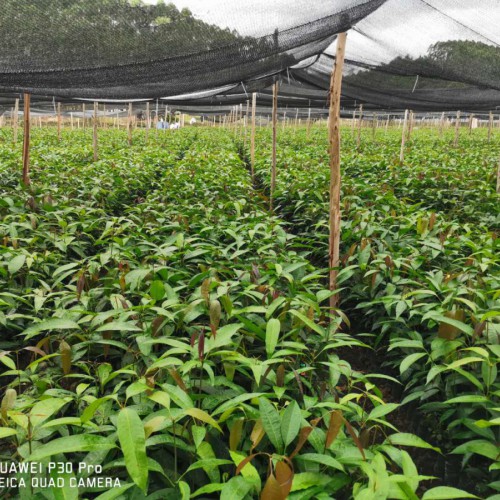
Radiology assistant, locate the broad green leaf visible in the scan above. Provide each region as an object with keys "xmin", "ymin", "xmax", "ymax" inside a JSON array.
[
  {"xmin": 117, "ymin": 408, "xmax": 148, "ymax": 492},
  {"xmin": 24, "ymin": 318, "xmax": 80, "ymax": 340},
  {"xmin": 387, "ymin": 433, "xmax": 441, "ymax": 453},
  {"xmin": 281, "ymin": 401, "xmax": 301, "ymax": 448},
  {"xmin": 27, "ymin": 435, "xmax": 115, "ymax": 461},
  {"xmin": 422, "ymin": 486, "xmax": 478, "ymax": 499},
  {"xmin": 265, "ymin": 318, "xmax": 280, "ymax": 357},
  {"xmin": 0, "ymin": 428, "xmax": 17, "ymax": 439},
  {"xmin": 259, "ymin": 398, "xmax": 284, "ymax": 453},
  {"xmin": 9, "ymin": 255, "xmax": 26, "ymax": 274},
  {"xmin": 400, "ymin": 353, "xmax": 427, "ymax": 375},
  {"xmin": 183, "ymin": 408, "xmax": 222, "ymax": 432}
]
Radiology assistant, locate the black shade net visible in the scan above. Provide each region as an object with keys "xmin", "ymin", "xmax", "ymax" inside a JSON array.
[{"xmin": 1, "ymin": 0, "xmax": 499, "ymax": 112}]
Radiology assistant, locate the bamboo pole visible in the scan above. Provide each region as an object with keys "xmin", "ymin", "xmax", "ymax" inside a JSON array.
[
  {"xmin": 13, "ymin": 98, "xmax": 19, "ymax": 144},
  {"xmin": 454, "ymin": 110, "xmax": 461, "ymax": 147},
  {"xmin": 306, "ymin": 107, "xmax": 311, "ymax": 138},
  {"xmin": 244, "ymin": 100, "xmax": 250, "ymax": 148},
  {"xmin": 146, "ymin": 102, "xmax": 150, "ymax": 144},
  {"xmin": 468, "ymin": 114, "xmax": 474, "ymax": 136},
  {"xmin": 250, "ymin": 93, "xmax": 257, "ymax": 183},
  {"xmin": 400, "ymin": 109, "xmax": 409, "ymax": 165},
  {"xmin": 128, "ymin": 103, "xmax": 133, "ymax": 146},
  {"xmin": 439, "ymin": 111, "xmax": 445, "ymax": 137},
  {"xmin": 488, "ymin": 111, "xmax": 493, "ymax": 143},
  {"xmin": 70, "ymin": 112, "xmax": 74, "ymax": 130},
  {"xmin": 22, "ymin": 93, "xmax": 31, "ymax": 186},
  {"xmin": 271, "ymin": 82, "xmax": 278, "ymax": 210},
  {"xmin": 93, "ymin": 102, "xmax": 98, "ymax": 162},
  {"xmin": 328, "ymin": 32, "xmax": 347, "ymax": 315},
  {"xmin": 356, "ymin": 104, "xmax": 363, "ymax": 149},
  {"xmin": 57, "ymin": 102, "xmax": 62, "ymax": 141}
]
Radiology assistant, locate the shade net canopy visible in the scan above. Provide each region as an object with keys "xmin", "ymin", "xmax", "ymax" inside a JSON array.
[
  {"xmin": 1, "ymin": 0, "xmax": 499, "ymax": 112},
  {"xmin": 0, "ymin": 0, "xmax": 384, "ymax": 99}
]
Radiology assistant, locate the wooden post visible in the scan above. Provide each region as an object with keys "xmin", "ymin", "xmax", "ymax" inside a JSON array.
[
  {"xmin": 145, "ymin": 102, "xmax": 150, "ymax": 144},
  {"xmin": 306, "ymin": 107, "xmax": 311, "ymax": 138},
  {"xmin": 22, "ymin": 93, "xmax": 31, "ymax": 186},
  {"xmin": 372, "ymin": 113, "xmax": 377, "ymax": 140},
  {"xmin": 93, "ymin": 101, "xmax": 98, "ymax": 162},
  {"xmin": 250, "ymin": 93, "xmax": 257, "ymax": 183},
  {"xmin": 128, "ymin": 103, "xmax": 133, "ymax": 146},
  {"xmin": 83, "ymin": 104, "xmax": 86, "ymax": 131},
  {"xmin": 406, "ymin": 110, "xmax": 414, "ymax": 142},
  {"xmin": 468, "ymin": 114, "xmax": 474, "ymax": 136},
  {"xmin": 400, "ymin": 109, "xmax": 409, "ymax": 165},
  {"xmin": 454, "ymin": 110, "xmax": 461, "ymax": 147},
  {"xmin": 328, "ymin": 32, "xmax": 347, "ymax": 315},
  {"xmin": 70, "ymin": 112, "xmax": 74, "ymax": 130},
  {"xmin": 488, "ymin": 111, "xmax": 493, "ymax": 143},
  {"xmin": 294, "ymin": 108, "xmax": 299, "ymax": 132},
  {"xmin": 13, "ymin": 98, "xmax": 19, "ymax": 144},
  {"xmin": 439, "ymin": 111, "xmax": 445, "ymax": 138},
  {"xmin": 271, "ymin": 82, "xmax": 279, "ymax": 210},
  {"xmin": 356, "ymin": 104, "xmax": 363, "ymax": 149},
  {"xmin": 57, "ymin": 102, "xmax": 62, "ymax": 141},
  {"xmin": 244, "ymin": 100, "xmax": 250, "ymax": 148}
]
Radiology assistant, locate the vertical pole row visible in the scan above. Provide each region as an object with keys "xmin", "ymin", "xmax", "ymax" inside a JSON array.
[
  {"xmin": 93, "ymin": 101, "xmax": 98, "ymax": 162},
  {"xmin": 328, "ymin": 32, "xmax": 347, "ymax": 315},
  {"xmin": 271, "ymin": 82, "xmax": 278, "ymax": 211},
  {"xmin": 22, "ymin": 94, "xmax": 31, "ymax": 186}
]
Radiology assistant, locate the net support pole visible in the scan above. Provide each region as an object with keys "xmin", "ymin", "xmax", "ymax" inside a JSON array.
[
  {"xmin": 57, "ymin": 102, "xmax": 62, "ymax": 142},
  {"xmin": 497, "ymin": 154, "xmax": 500, "ymax": 194},
  {"xmin": 468, "ymin": 114, "xmax": 474, "ymax": 136},
  {"xmin": 128, "ymin": 103, "xmax": 133, "ymax": 146},
  {"xmin": 356, "ymin": 104, "xmax": 363, "ymax": 149},
  {"xmin": 70, "ymin": 112, "xmax": 74, "ymax": 130},
  {"xmin": 13, "ymin": 98, "xmax": 19, "ymax": 144},
  {"xmin": 271, "ymin": 82, "xmax": 279, "ymax": 211},
  {"xmin": 400, "ymin": 109, "xmax": 409, "ymax": 165},
  {"xmin": 146, "ymin": 102, "xmax": 150, "ymax": 144},
  {"xmin": 488, "ymin": 111, "xmax": 493, "ymax": 143},
  {"xmin": 83, "ymin": 104, "xmax": 86, "ymax": 131},
  {"xmin": 328, "ymin": 32, "xmax": 347, "ymax": 316},
  {"xmin": 93, "ymin": 102, "xmax": 98, "ymax": 162},
  {"xmin": 244, "ymin": 100, "xmax": 250, "ymax": 148},
  {"xmin": 22, "ymin": 93, "xmax": 31, "ymax": 186},
  {"xmin": 454, "ymin": 110, "xmax": 461, "ymax": 147},
  {"xmin": 250, "ymin": 93, "xmax": 257, "ymax": 183}
]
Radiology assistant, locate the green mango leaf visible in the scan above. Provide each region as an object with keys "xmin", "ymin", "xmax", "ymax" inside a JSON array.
[
  {"xmin": 281, "ymin": 400, "xmax": 301, "ymax": 448},
  {"xmin": 265, "ymin": 318, "xmax": 280, "ymax": 357},
  {"xmin": 259, "ymin": 398, "xmax": 284, "ymax": 453},
  {"xmin": 27, "ymin": 435, "xmax": 116, "ymax": 461},
  {"xmin": 422, "ymin": 486, "xmax": 478, "ymax": 499},
  {"xmin": 117, "ymin": 408, "xmax": 148, "ymax": 492}
]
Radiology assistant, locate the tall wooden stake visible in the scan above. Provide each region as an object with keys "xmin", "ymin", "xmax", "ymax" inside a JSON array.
[
  {"xmin": 250, "ymin": 93, "xmax": 257, "ymax": 183},
  {"xmin": 128, "ymin": 103, "xmax": 133, "ymax": 146},
  {"xmin": 271, "ymin": 82, "xmax": 278, "ymax": 210},
  {"xmin": 328, "ymin": 32, "xmax": 347, "ymax": 315},
  {"xmin": 13, "ymin": 98, "xmax": 19, "ymax": 144},
  {"xmin": 93, "ymin": 102, "xmax": 98, "ymax": 162},
  {"xmin": 57, "ymin": 102, "xmax": 62, "ymax": 141},
  {"xmin": 454, "ymin": 110, "xmax": 461, "ymax": 147},
  {"xmin": 22, "ymin": 94, "xmax": 31, "ymax": 186},
  {"xmin": 356, "ymin": 104, "xmax": 363, "ymax": 149},
  {"xmin": 146, "ymin": 102, "xmax": 150, "ymax": 144},
  {"xmin": 82, "ymin": 104, "xmax": 86, "ymax": 131},
  {"xmin": 468, "ymin": 114, "xmax": 474, "ymax": 136},
  {"xmin": 488, "ymin": 111, "xmax": 493, "ymax": 143},
  {"xmin": 400, "ymin": 109, "xmax": 409, "ymax": 165}
]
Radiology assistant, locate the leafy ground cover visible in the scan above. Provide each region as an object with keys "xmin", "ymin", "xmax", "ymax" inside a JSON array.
[{"xmin": 0, "ymin": 125, "xmax": 497, "ymax": 499}]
